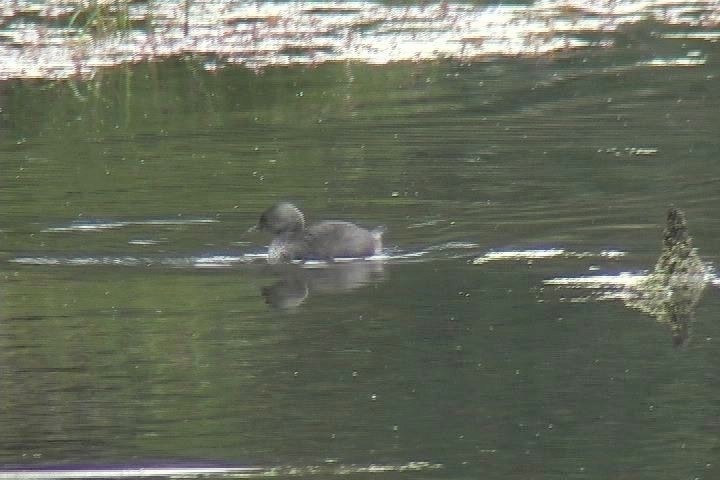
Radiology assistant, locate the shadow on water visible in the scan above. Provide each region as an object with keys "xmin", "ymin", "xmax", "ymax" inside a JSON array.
[{"xmin": 261, "ymin": 261, "xmax": 386, "ymax": 310}]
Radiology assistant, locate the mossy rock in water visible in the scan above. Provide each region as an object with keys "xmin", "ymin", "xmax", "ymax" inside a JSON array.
[{"xmin": 629, "ymin": 208, "xmax": 708, "ymax": 346}]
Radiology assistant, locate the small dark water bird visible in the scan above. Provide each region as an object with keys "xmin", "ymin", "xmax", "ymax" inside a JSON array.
[{"xmin": 252, "ymin": 202, "xmax": 383, "ymax": 263}]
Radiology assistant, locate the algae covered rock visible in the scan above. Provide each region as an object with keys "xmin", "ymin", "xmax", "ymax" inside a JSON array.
[{"xmin": 629, "ymin": 208, "xmax": 708, "ymax": 346}]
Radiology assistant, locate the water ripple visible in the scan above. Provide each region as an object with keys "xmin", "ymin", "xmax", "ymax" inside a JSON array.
[
  {"xmin": 1, "ymin": 0, "xmax": 718, "ymax": 79},
  {"xmin": 43, "ymin": 219, "xmax": 219, "ymax": 233},
  {"xmin": 472, "ymin": 248, "xmax": 626, "ymax": 264}
]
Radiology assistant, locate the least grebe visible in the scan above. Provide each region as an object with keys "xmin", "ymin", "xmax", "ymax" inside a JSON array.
[{"xmin": 254, "ymin": 202, "xmax": 383, "ymax": 263}]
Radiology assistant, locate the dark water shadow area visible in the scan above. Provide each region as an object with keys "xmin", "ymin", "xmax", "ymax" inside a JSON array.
[{"xmin": 260, "ymin": 261, "xmax": 387, "ymax": 310}]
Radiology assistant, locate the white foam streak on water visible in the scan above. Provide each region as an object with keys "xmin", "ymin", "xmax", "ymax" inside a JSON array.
[
  {"xmin": 637, "ymin": 57, "xmax": 707, "ymax": 67},
  {"xmin": 544, "ymin": 271, "xmax": 719, "ymax": 290},
  {"xmin": 0, "ymin": 461, "xmax": 442, "ymax": 479},
  {"xmin": 427, "ymin": 242, "xmax": 481, "ymax": 251},
  {"xmin": 191, "ymin": 255, "xmax": 249, "ymax": 268},
  {"xmin": 473, "ymin": 248, "xmax": 567, "ymax": 264},
  {"xmin": 662, "ymin": 31, "xmax": 720, "ymax": 39},
  {"xmin": 10, "ymin": 255, "xmax": 254, "ymax": 268},
  {"xmin": 8, "ymin": 254, "xmax": 397, "ymax": 268},
  {"xmin": 43, "ymin": 219, "xmax": 219, "ymax": 233},
  {"xmin": 543, "ymin": 272, "xmax": 647, "ymax": 288},
  {"xmin": 0, "ymin": 467, "xmax": 261, "ymax": 479},
  {"xmin": 43, "ymin": 222, "xmax": 128, "ymax": 232},
  {"xmin": 127, "ymin": 239, "xmax": 164, "ymax": 246},
  {"xmin": 9, "ymin": 246, "xmax": 631, "ymax": 268},
  {"xmin": 472, "ymin": 249, "xmax": 626, "ymax": 264},
  {"xmin": 382, "ymin": 248, "xmax": 426, "ymax": 259}
]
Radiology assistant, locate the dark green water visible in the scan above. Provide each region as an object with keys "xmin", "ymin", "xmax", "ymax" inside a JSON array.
[{"xmin": 1, "ymin": 22, "xmax": 720, "ymax": 480}]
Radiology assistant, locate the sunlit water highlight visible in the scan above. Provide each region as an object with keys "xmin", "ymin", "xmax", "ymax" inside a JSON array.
[
  {"xmin": 0, "ymin": 461, "xmax": 442, "ymax": 479},
  {"xmin": 545, "ymin": 270, "xmax": 719, "ymax": 293},
  {"xmin": 42, "ymin": 219, "xmax": 219, "ymax": 233},
  {"xmin": 1, "ymin": 0, "xmax": 719, "ymax": 79},
  {"xmin": 9, "ymin": 245, "xmax": 631, "ymax": 268},
  {"xmin": 472, "ymin": 248, "xmax": 626, "ymax": 264}
]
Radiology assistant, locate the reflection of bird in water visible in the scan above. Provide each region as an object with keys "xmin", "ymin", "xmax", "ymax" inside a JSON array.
[
  {"xmin": 250, "ymin": 202, "xmax": 383, "ymax": 264},
  {"xmin": 626, "ymin": 208, "xmax": 708, "ymax": 346},
  {"xmin": 261, "ymin": 261, "xmax": 386, "ymax": 309}
]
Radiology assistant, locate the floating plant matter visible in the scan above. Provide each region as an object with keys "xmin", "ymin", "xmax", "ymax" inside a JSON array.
[{"xmin": 545, "ymin": 208, "xmax": 711, "ymax": 346}]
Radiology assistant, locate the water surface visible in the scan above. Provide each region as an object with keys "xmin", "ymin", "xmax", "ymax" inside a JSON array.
[{"xmin": 1, "ymin": 3, "xmax": 720, "ymax": 479}]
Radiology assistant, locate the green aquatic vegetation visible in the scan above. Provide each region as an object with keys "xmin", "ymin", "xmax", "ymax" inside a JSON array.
[
  {"xmin": 629, "ymin": 208, "xmax": 708, "ymax": 346},
  {"xmin": 68, "ymin": 0, "xmax": 133, "ymax": 36}
]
